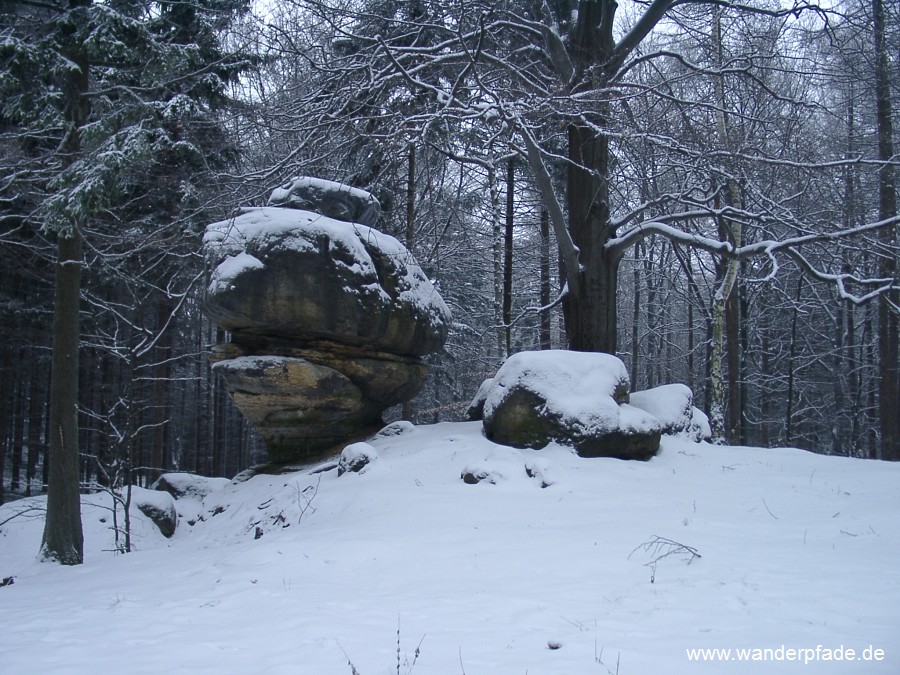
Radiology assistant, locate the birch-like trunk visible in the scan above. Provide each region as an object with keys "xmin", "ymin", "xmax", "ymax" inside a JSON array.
[{"xmin": 708, "ymin": 6, "xmax": 741, "ymax": 443}]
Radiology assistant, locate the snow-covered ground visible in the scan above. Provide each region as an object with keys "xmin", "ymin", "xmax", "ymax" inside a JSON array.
[{"xmin": 1, "ymin": 422, "xmax": 898, "ymax": 674}]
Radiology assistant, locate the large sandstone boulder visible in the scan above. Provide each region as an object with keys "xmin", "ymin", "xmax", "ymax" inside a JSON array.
[
  {"xmin": 482, "ymin": 350, "xmax": 662, "ymax": 461},
  {"xmin": 202, "ymin": 179, "xmax": 450, "ymax": 465},
  {"xmin": 204, "ymin": 207, "xmax": 450, "ymax": 357}
]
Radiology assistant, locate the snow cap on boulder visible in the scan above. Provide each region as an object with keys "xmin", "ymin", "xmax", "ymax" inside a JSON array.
[{"xmin": 268, "ymin": 176, "xmax": 381, "ymax": 227}]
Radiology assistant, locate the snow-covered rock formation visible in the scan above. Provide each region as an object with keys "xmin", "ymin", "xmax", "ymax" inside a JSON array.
[
  {"xmin": 473, "ymin": 350, "xmax": 708, "ymax": 460},
  {"xmin": 203, "ymin": 178, "xmax": 451, "ymax": 464}
]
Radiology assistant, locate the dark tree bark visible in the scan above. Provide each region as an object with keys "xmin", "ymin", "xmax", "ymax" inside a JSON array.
[
  {"xmin": 39, "ymin": 0, "xmax": 90, "ymax": 564},
  {"xmin": 40, "ymin": 229, "xmax": 85, "ymax": 564},
  {"xmin": 556, "ymin": 1, "xmax": 621, "ymax": 353},
  {"xmin": 873, "ymin": 0, "xmax": 899, "ymax": 461},
  {"xmin": 10, "ymin": 375, "xmax": 22, "ymax": 492},
  {"xmin": 630, "ymin": 242, "xmax": 643, "ymax": 386},
  {"xmin": 150, "ymin": 296, "xmax": 174, "ymax": 481},
  {"xmin": 563, "ymin": 121, "xmax": 620, "ymax": 353},
  {"xmin": 785, "ymin": 276, "xmax": 803, "ymax": 447}
]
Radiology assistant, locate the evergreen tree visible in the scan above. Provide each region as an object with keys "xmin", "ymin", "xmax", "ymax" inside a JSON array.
[{"xmin": 0, "ymin": 0, "xmax": 252, "ymax": 563}]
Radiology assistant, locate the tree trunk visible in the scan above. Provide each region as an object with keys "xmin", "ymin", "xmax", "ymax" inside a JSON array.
[
  {"xmin": 503, "ymin": 159, "xmax": 514, "ymax": 356},
  {"xmin": 40, "ymin": 0, "xmax": 89, "ymax": 564},
  {"xmin": 562, "ymin": 2, "xmax": 619, "ymax": 354},
  {"xmin": 26, "ymin": 359, "xmax": 43, "ymax": 497},
  {"xmin": 539, "ymin": 208, "xmax": 551, "ymax": 349},
  {"xmin": 150, "ymin": 296, "xmax": 173, "ymax": 481},
  {"xmin": 40, "ymin": 230, "xmax": 85, "ymax": 565},
  {"xmin": 630, "ymin": 242, "xmax": 643, "ymax": 386},
  {"xmin": 563, "ymin": 121, "xmax": 619, "ymax": 353},
  {"xmin": 10, "ymin": 374, "xmax": 22, "ymax": 493},
  {"xmin": 726, "ymin": 287, "xmax": 741, "ymax": 443},
  {"xmin": 873, "ymin": 0, "xmax": 899, "ymax": 461},
  {"xmin": 709, "ymin": 5, "xmax": 742, "ymax": 444},
  {"xmin": 785, "ymin": 276, "xmax": 803, "ymax": 447},
  {"xmin": 488, "ymin": 165, "xmax": 505, "ymax": 358},
  {"xmin": 402, "ymin": 143, "xmax": 416, "ymax": 421}
]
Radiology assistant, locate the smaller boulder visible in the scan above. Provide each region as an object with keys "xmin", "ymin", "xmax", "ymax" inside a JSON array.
[
  {"xmin": 629, "ymin": 384, "xmax": 693, "ymax": 435},
  {"xmin": 338, "ymin": 442, "xmax": 379, "ymax": 476},
  {"xmin": 687, "ymin": 407, "xmax": 712, "ymax": 442},
  {"xmin": 132, "ymin": 487, "xmax": 177, "ymax": 538},
  {"xmin": 482, "ymin": 350, "xmax": 660, "ymax": 460}
]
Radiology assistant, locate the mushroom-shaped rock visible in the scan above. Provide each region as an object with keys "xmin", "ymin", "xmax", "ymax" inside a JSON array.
[
  {"xmin": 482, "ymin": 350, "xmax": 661, "ymax": 460},
  {"xmin": 268, "ymin": 177, "xmax": 381, "ymax": 227},
  {"xmin": 203, "ymin": 207, "xmax": 450, "ymax": 357},
  {"xmin": 202, "ymin": 179, "xmax": 451, "ymax": 465}
]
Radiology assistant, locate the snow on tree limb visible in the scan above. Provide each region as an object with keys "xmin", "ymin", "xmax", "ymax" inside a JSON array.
[{"xmin": 608, "ymin": 215, "xmax": 900, "ymax": 304}]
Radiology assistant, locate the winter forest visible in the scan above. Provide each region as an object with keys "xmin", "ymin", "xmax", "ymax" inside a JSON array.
[
  {"xmin": 1, "ymin": 0, "xmax": 899, "ymax": 530},
  {"xmin": 1, "ymin": 1, "xmax": 900, "ymax": 671}
]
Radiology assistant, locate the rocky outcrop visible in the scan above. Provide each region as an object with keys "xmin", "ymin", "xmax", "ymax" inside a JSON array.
[
  {"xmin": 151, "ymin": 472, "xmax": 229, "ymax": 501},
  {"xmin": 203, "ymin": 178, "xmax": 451, "ymax": 464},
  {"xmin": 480, "ymin": 350, "xmax": 662, "ymax": 461}
]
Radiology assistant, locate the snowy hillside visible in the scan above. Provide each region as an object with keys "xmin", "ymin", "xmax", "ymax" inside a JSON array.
[{"xmin": 1, "ymin": 422, "xmax": 898, "ymax": 674}]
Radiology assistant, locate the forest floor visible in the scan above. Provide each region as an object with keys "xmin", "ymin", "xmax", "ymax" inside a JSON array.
[{"xmin": 1, "ymin": 421, "xmax": 898, "ymax": 674}]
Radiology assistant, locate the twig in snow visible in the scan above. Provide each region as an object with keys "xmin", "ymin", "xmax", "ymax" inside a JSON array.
[
  {"xmin": 630, "ymin": 535, "xmax": 701, "ymax": 583},
  {"xmin": 594, "ymin": 641, "xmax": 620, "ymax": 674}
]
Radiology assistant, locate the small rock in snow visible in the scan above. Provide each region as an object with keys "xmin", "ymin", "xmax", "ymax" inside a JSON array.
[
  {"xmin": 132, "ymin": 487, "xmax": 177, "ymax": 538},
  {"xmin": 338, "ymin": 442, "xmax": 379, "ymax": 476},
  {"xmin": 460, "ymin": 461, "xmax": 508, "ymax": 485}
]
